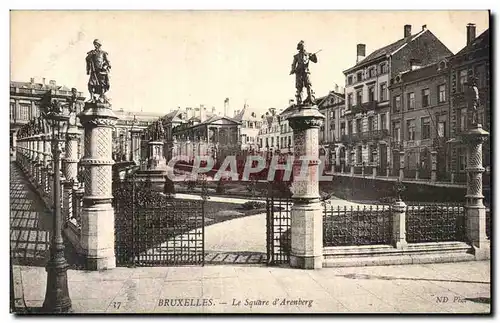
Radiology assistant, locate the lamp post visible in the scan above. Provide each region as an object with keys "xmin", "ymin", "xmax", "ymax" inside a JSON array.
[{"xmin": 42, "ymin": 96, "xmax": 72, "ymax": 313}]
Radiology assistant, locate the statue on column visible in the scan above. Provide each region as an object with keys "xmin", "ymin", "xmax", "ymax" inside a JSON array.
[
  {"xmin": 465, "ymin": 77, "xmax": 480, "ymax": 127},
  {"xmin": 289, "ymin": 40, "xmax": 320, "ymax": 106},
  {"xmin": 86, "ymin": 39, "xmax": 111, "ymax": 103}
]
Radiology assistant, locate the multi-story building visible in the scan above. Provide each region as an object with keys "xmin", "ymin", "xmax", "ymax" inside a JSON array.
[
  {"xmin": 341, "ymin": 24, "xmax": 453, "ymax": 176},
  {"xmin": 233, "ymin": 103, "xmax": 262, "ymax": 152},
  {"xmin": 10, "ymin": 78, "xmax": 85, "ymax": 152},
  {"xmin": 389, "ymin": 59, "xmax": 451, "ymax": 180},
  {"xmin": 258, "ymin": 108, "xmax": 282, "ymax": 155},
  {"xmin": 316, "ymin": 86, "xmax": 345, "ymax": 168},
  {"xmin": 448, "ymin": 24, "xmax": 490, "ymax": 184},
  {"xmin": 112, "ymin": 109, "xmax": 165, "ymax": 161}
]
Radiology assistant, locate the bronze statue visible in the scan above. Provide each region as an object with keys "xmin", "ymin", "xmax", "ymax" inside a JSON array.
[
  {"xmin": 465, "ymin": 77, "xmax": 480, "ymax": 127},
  {"xmin": 86, "ymin": 39, "xmax": 111, "ymax": 103},
  {"xmin": 290, "ymin": 40, "xmax": 319, "ymax": 106}
]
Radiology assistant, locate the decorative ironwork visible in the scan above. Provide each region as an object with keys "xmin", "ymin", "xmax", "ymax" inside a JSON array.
[
  {"xmin": 323, "ymin": 204, "xmax": 393, "ymax": 247},
  {"xmin": 405, "ymin": 203, "xmax": 466, "ymax": 243},
  {"xmin": 486, "ymin": 208, "xmax": 491, "ymax": 240},
  {"xmin": 113, "ymin": 175, "xmax": 205, "ymax": 266},
  {"xmin": 266, "ymin": 182, "xmax": 292, "ymax": 265}
]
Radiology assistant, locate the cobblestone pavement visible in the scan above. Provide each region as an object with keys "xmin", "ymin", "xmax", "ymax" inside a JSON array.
[{"xmin": 13, "ymin": 261, "xmax": 490, "ymax": 314}]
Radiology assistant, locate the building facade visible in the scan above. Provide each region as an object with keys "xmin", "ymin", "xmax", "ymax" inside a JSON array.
[
  {"xmin": 10, "ymin": 78, "xmax": 85, "ymax": 152},
  {"xmin": 448, "ymin": 25, "xmax": 490, "ymax": 184},
  {"xmin": 341, "ymin": 24, "xmax": 453, "ymax": 176},
  {"xmin": 389, "ymin": 59, "xmax": 451, "ymax": 180}
]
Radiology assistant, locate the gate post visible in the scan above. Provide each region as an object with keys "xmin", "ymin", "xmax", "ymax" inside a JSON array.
[
  {"xmin": 62, "ymin": 123, "xmax": 81, "ymax": 224},
  {"xmin": 78, "ymin": 102, "xmax": 118, "ymax": 270},
  {"xmin": 399, "ymin": 150, "xmax": 405, "ymax": 180},
  {"xmin": 430, "ymin": 150, "xmax": 438, "ymax": 182},
  {"xmin": 287, "ymin": 106, "xmax": 325, "ymax": 269},
  {"xmin": 462, "ymin": 124, "xmax": 489, "ymax": 260}
]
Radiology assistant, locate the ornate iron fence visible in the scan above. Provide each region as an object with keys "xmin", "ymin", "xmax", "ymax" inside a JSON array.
[
  {"xmin": 113, "ymin": 176, "xmax": 206, "ymax": 266},
  {"xmin": 405, "ymin": 203, "xmax": 466, "ymax": 243},
  {"xmin": 266, "ymin": 182, "xmax": 292, "ymax": 265},
  {"xmin": 323, "ymin": 204, "xmax": 392, "ymax": 247},
  {"xmin": 486, "ymin": 208, "xmax": 491, "ymax": 240}
]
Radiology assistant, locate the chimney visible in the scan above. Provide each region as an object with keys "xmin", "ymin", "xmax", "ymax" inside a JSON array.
[
  {"xmin": 49, "ymin": 80, "xmax": 56, "ymax": 86},
  {"xmin": 269, "ymin": 108, "xmax": 276, "ymax": 116},
  {"xmin": 467, "ymin": 23, "xmax": 476, "ymax": 46},
  {"xmin": 404, "ymin": 24, "xmax": 412, "ymax": 38},
  {"xmin": 224, "ymin": 98, "xmax": 229, "ymax": 116},
  {"xmin": 42, "ymin": 78, "xmax": 46, "ymax": 85},
  {"xmin": 422, "ymin": 24, "xmax": 427, "ymax": 31},
  {"xmin": 289, "ymin": 99, "xmax": 295, "ymax": 106},
  {"xmin": 186, "ymin": 107, "xmax": 192, "ymax": 119},
  {"xmin": 199, "ymin": 104, "xmax": 206, "ymax": 122},
  {"xmin": 356, "ymin": 44, "xmax": 366, "ymax": 63},
  {"xmin": 30, "ymin": 78, "xmax": 34, "ymax": 84},
  {"xmin": 212, "ymin": 106, "xmax": 216, "ymax": 114},
  {"xmin": 334, "ymin": 84, "xmax": 339, "ymax": 93}
]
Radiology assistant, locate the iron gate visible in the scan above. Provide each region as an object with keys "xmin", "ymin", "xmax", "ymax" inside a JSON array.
[
  {"xmin": 266, "ymin": 182, "xmax": 292, "ymax": 265},
  {"xmin": 113, "ymin": 176, "xmax": 206, "ymax": 266}
]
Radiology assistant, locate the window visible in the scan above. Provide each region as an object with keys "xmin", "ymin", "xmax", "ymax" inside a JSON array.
[
  {"xmin": 271, "ymin": 137, "xmax": 274, "ymax": 147},
  {"xmin": 407, "ymin": 119, "xmax": 416, "ymax": 141},
  {"xmin": 331, "ymin": 110, "xmax": 336, "ymax": 119},
  {"xmin": 380, "ymin": 62, "xmax": 388, "ymax": 74},
  {"xmin": 356, "ymin": 119, "xmax": 362, "ymax": 133},
  {"xmin": 357, "ymin": 146, "xmax": 362, "ymax": 163},
  {"xmin": 458, "ymin": 148, "xmax": 467, "ymax": 171},
  {"xmin": 458, "ymin": 69, "xmax": 468, "ymax": 92},
  {"xmin": 459, "ymin": 107, "xmax": 467, "ymax": 132},
  {"xmin": 407, "ymin": 92, "xmax": 415, "ymax": 110},
  {"xmin": 347, "ymin": 93, "xmax": 353, "ymax": 108},
  {"xmin": 288, "ymin": 137, "xmax": 291, "ymax": 147},
  {"xmin": 393, "ymin": 121, "xmax": 401, "ymax": 142},
  {"xmin": 347, "ymin": 75, "xmax": 353, "ymax": 85},
  {"xmin": 380, "ymin": 83, "xmax": 387, "ymax": 101},
  {"xmin": 356, "ymin": 72, "xmax": 363, "ymax": 82},
  {"xmin": 368, "ymin": 116, "xmax": 375, "ymax": 132},
  {"xmin": 10, "ymin": 102, "xmax": 14, "ymax": 121},
  {"xmin": 437, "ymin": 120, "xmax": 446, "ymax": 138},
  {"xmin": 348, "ymin": 121, "xmax": 353, "ymax": 135},
  {"xmin": 340, "ymin": 122, "xmax": 346, "ymax": 136},
  {"xmin": 356, "ymin": 90, "xmax": 362, "ymax": 106},
  {"xmin": 393, "ymin": 95, "xmax": 401, "ymax": 112},
  {"xmin": 421, "ymin": 117, "xmax": 431, "ymax": 140},
  {"xmin": 438, "ymin": 84, "xmax": 446, "ymax": 103},
  {"xmin": 474, "ymin": 65, "xmax": 485, "ymax": 88},
  {"xmin": 368, "ymin": 67, "xmax": 375, "ymax": 78},
  {"xmin": 422, "ymin": 88, "xmax": 430, "ymax": 107},
  {"xmin": 280, "ymin": 137, "xmax": 283, "ymax": 148},
  {"xmin": 380, "ymin": 114, "xmax": 387, "ymax": 130},
  {"xmin": 368, "ymin": 87, "xmax": 375, "ymax": 102}
]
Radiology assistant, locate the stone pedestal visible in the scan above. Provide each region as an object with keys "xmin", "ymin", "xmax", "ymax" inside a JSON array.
[
  {"xmin": 462, "ymin": 124, "xmax": 490, "ymax": 260},
  {"xmin": 392, "ymin": 200, "xmax": 408, "ymax": 250},
  {"xmin": 430, "ymin": 151, "xmax": 437, "ymax": 182},
  {"xmin": 78, "ymin": 102, "xmax": 118, "ymax": 270},
  {"xmin": 399, "ymin": 151, "xmax": 405, "ymax": 181},
  {"xmin": 287, "ymin": 106, "xmax": 325, "ymax": 269},
  {"xmin": 148, "ymin": 140, "xmax": 167, "ymax": 171},
  {"xmin": 372, "ymin": 165, "xmax": 377, "ymax": 178}
]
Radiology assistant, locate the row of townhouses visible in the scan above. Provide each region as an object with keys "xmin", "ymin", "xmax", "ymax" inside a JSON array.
[{"xmin": 257, "ymin": 23, "xmax": 490, "ymax": 184}]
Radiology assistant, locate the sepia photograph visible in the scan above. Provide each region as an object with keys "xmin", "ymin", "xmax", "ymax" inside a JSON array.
[{"xmin": 8, "ymin": 8, "xmax": 492, "ymax": 314}]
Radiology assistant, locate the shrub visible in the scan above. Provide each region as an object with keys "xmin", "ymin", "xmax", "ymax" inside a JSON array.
[{"xmin": 240, "ymin": 201, "xmax": 266, "ymax": 210}]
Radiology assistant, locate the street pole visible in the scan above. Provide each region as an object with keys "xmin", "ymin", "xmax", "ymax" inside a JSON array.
[{"xmin": 42, "ymin": 104, "xmax": 72, "ymax": 313}]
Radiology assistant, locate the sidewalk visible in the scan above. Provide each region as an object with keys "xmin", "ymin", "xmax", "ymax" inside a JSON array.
[{"xmin": 13, "ymin": 261, "xmax": 490, "ymax": 314}]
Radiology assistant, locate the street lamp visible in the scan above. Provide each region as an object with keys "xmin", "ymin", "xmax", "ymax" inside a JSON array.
[{"xmin": 42, "ymin": 96, "xmax": 72, "ymax": 313}]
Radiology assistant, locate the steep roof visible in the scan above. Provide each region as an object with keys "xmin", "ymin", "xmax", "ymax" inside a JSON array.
[
  {"xmin": 343, "ymin": 28, "xmax": 428, "ymax": 74},
  {"xmin": 455, "ymin": 29, "xmax": 489, "ymax": 56},
  {"xmin": 10, "ymin": 80, "xmax": 72, "ymax": 92},
  {"xmin": 233, "ymin": 105, "xmax": 259, "ymax": 122}
]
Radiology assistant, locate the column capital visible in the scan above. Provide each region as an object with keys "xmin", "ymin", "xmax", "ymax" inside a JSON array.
[
  {"xmin": 78, "ymin": 102, "xmax": 118, "ymax": 128},
  {"xmin": 288, "ymin": 106, "xmax": 325, "ymax": 131}
]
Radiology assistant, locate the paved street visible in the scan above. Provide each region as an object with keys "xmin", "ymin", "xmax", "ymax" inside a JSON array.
[{"xmin": 13, "ymin": 261, "xmax": 490, "ymax": 313}]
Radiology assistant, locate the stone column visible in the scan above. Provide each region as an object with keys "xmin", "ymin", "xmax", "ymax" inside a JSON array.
[
  {"xmin": 62, "ymin": 125, "xmax": 81, "ymax": 223},
  {"xmin": 78, "ymin": 102, "xmax": 118, "ymax": 270},
  {"xmin": 399, "ymin": 150, "xmax": 405, "ymax": 181},
  {"xmin": 287, "ymin": 107, "xmax": 325, "ymax": 269},
  {"xmin": 430, "ymin": 150, "xmax": 438, "ymax": 182},
  {"xmin": 392, "ymin": 199, "xmax": 408, "ymax": 249},
  {"xmin": 129, "ymin": 128, "xmax": 142, "ymax": 164},
  {"xmin": 463, "ymin": 124, "xmax": 490, "ymax": 260}
]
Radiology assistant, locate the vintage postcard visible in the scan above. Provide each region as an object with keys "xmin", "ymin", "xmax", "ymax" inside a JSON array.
[{"xmin": 9, "ymin": 10, "xmax": 491, "ymax": 314}]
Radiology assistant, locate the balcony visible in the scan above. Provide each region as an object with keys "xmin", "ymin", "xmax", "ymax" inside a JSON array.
[
  {"xmin": 340, "ymin": 129, "xmax": 389, "ymax": 144},
  {"xmin": 350, "ymin": 100, "xmax": 378, "ymax": 115}
]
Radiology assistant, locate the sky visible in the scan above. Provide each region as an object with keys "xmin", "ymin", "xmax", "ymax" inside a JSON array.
[{"xmin": 10, "ymin": 10, "xmax": 489, "ymax": 116}]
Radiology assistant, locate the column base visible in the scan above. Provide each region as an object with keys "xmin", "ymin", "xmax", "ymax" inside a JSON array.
[
  {"xmin": 290, "ymin": 255, "xmax": 323, "ymax": 269},
  {"xmin": 84, "ymin": 256, "xmax": 117, "ymax": 271},
  {"xmin": 472, "ymin": 242, "xmax": 490, "ymax": 260}
]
